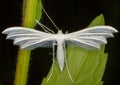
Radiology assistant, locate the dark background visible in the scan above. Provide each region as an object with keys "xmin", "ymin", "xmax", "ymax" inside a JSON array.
[{"xmin": 0, "ymin": 0, "xmax": 120, "ymax": 85}]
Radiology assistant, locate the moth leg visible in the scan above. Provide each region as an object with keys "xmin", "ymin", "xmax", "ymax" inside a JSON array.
[
  {"xmin": 35, "ymin": 19, "xmax": 54, "ymax": 34},
  {"xmin": 47, "ymin": 42, "xmax": 56, "ymax": 82},
  {"xmin": 64, "ymin": 42, "xmax": 75, "ymax": 83}
]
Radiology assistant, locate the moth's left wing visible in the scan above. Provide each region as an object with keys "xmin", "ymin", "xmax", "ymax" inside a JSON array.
[
  {"xmin": 65, "ymin": 26, "xmax": 118, "ymax": 50},
  {"xmin": 2, "ymin": 27, "xmax": 55, "ymax": 50}
]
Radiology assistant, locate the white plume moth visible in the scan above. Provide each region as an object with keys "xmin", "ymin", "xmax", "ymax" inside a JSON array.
[{"xmin": 2, "ymin": 6, "xmax": 118, "ymax": 83}]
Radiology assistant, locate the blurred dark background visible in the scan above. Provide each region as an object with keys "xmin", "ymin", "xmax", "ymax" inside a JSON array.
[{"xmin": 0, "ymin": 0, "xmax": 120, "ymax": 85}]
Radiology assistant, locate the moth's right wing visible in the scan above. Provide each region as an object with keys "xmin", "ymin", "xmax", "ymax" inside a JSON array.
[
  {"xmin": 2, "ymin": 27, "xmax": 55, "ymax": 50},
  {"xmin": 65, "ymin": 26, "xmax": 118, "ymax": 50}
]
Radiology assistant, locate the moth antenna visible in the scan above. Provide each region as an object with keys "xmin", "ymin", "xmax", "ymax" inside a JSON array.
[
  {"xmin": 42, "ymin": 5, "xmax": 60, "ymax": 31},
  {"xmin": 35, "ymin": 20, "xmax": 54, "ymax": 34}
]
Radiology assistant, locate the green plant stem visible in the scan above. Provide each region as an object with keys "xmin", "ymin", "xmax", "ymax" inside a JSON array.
[
  {"xmin": 14, "ymin": 50, "xmax": 31, "ymax": 85},
  {"xmin": 14, "ymin": 0, "xmax": 38, "ymax": 85}
]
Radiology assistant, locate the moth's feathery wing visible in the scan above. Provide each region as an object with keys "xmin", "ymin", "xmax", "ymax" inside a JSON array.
[
  {"xmin": 77, "ymin": 36, "xmax": 107, "ymax": 44},
  {"xmin": 2, "ymin": 27, "xmax": 55, "ymax": 50},
  {"xmin": 14, "ymin": 37, "xmax": 54, "ymax": 49},
  {"xmin": 66, "ymin": 38, "xmax": 101, "ymax": 50},
  {"xmin": 2, "ymin": 27, "xmax": 50, "ymax": 36},
  {"xmin": 20, "ymin": 38, "xmax": 55, "ymax": 50},
  {"xmin": 65, "ymin": 26, "xmax": 118, "ymax": 50},
  {"xmin": 66, "ymin": 26, "xmax": 118, "ymax": 37}
]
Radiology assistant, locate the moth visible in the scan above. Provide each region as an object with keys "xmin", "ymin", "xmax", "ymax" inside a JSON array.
[{"xmin": 2, "ymin": 7, "xmax": 118, "ymax": 83}]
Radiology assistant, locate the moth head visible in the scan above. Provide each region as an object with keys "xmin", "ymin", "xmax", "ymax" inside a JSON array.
[{"xmin": 58, "ymin": 30, "xmax": 63, "ymax": 34}]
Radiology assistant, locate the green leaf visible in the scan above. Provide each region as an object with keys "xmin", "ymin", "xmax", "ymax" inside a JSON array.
[
  {"xmin": 42, "ymin": 14, "xmax": 107, "ymax": 85},
  {"xmin": 88, "ymin": 14, "xmax": 105, "ymax": 27}
]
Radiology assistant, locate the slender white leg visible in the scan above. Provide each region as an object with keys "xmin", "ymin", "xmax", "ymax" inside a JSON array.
[
  {"xmin": 47, "ymin": 42, "xmax": 56, "ymax": 82},
  {"xmin": 35, "ymin": 19, "xmax": 55, "ymax": 34},
  {"xmin": 63, "ymin": 42, "xmax": 75, "ymax": 83}
]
